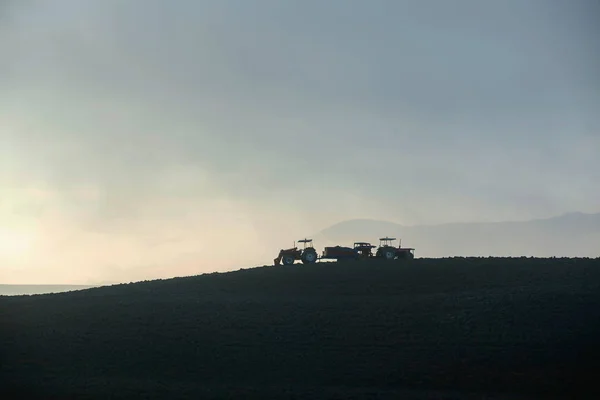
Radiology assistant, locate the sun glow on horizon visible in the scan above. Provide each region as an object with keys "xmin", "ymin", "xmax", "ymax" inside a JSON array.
[{"xmin": 0, "ymin": 228, "xmax": 35, "ymax": 261}]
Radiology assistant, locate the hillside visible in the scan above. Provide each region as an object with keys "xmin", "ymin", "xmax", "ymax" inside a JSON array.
[
  {"xmin": 1, "ymin": 257, "xmax": 600, "ymax": 399},
  {"xmin": 314, "ymin": 212, "xmax": 600, "ymax": 258}
]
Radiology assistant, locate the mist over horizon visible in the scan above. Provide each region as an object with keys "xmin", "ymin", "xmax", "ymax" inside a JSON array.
[{"xmin": 2, "ymin": 0, "xmax": 598, "ymax": 284}]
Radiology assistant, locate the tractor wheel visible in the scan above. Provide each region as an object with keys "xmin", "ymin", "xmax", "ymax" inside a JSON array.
[
  {"xmin": 282, "ymin": 255, "xmax": 295, "ymax": 265},
  {"xmin": 383, "ymin": 249, "xmax": 395, "ymax": 260},
  {"xmin": 301, "ymin": 249, "xmax": 317, "ymax": 264}
]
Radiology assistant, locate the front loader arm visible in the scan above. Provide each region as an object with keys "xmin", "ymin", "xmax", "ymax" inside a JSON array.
[{"xmin": 274, "ymin": 250, "xmax": 284, "ymax": 266}]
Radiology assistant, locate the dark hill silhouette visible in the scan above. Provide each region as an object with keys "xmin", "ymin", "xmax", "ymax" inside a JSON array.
[
  {"xmin": 1, "ymin": 258, "xmax": 600, "ymax": 399},
  {"xmin": 314, "ymin": 212, "xmax": 600, "ymax": 258}
]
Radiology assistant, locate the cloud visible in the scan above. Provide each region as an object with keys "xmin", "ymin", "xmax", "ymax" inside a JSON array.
[{"xmin": 1, "ymin": 0, "xmax": 599, "ymax": 283}]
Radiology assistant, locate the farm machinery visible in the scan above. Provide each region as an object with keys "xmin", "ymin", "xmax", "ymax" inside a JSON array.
[
  {"xmin": 274, "ymin": 238, "xmax": 318, "ymax": 266},
  {"xmin": 376, "ymin": 236, "xmax": 415, "ymax": 260},
  {"xmin": 273, "ymin": 237, "xmax": 415, "ymax": 266}
]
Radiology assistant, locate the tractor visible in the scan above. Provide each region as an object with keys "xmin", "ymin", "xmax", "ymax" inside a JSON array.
[
  {"xmin": 376, "ymin": 237, "xmax": 415, "ymax": 260},
  {"xmin": 274, "ymin": 238, "xmax": 318, "ymax": 266}
]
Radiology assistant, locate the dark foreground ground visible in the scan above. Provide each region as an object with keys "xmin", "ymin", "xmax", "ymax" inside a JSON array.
[{"xmin": 1, "ymin": 257, "xmax": 599, "ymax": 399}]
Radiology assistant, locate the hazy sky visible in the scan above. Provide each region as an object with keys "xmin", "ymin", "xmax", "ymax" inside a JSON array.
[{"xmin": 1, "ymin": 0, "xmax": 598, "ymax": 284}]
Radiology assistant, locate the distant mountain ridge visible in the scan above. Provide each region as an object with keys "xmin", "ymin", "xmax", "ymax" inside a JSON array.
[{"xmin": 313, "ymin": 212, "xmax": 600, "ymax": 258}]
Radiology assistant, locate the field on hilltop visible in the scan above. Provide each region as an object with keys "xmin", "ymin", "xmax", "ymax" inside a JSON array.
[{"xmin": 1, "ymin": 257, "xmax": 600, "ymax": 399}]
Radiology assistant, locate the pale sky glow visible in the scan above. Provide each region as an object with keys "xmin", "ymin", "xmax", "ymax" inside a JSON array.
[{"xmin": 1, "ymin": 0, "xmax": 599, "ymax": 284}]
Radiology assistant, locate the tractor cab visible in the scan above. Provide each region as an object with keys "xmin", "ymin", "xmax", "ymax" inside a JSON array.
[
  {"xmin": 378, "ymin": 237, "xmax": 397, "ymax": 248},
  {"xmin": 297, "ymin": 238, "xmax": 314, "ymax": 250}
]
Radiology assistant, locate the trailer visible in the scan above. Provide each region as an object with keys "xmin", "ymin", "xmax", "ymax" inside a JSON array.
[
  {"xmin": 273, "ymin": 237, "xmax": 414, "ymax": 265},
  {"xmin": 320, "ymin": 242, "xmax": 375, "ymax": 260}
]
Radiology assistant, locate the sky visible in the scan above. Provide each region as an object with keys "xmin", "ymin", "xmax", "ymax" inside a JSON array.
[{"xmin": 1, "ymin": 0, "xmax": 599, "ymax": 284}]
